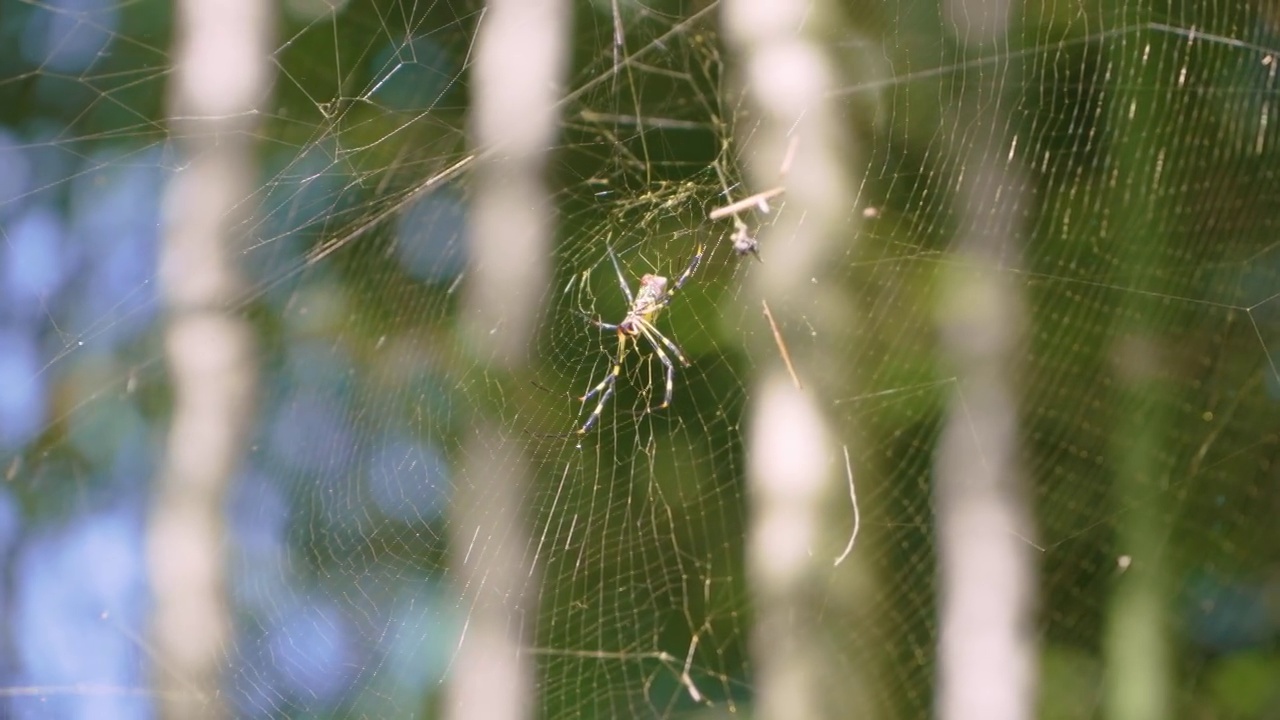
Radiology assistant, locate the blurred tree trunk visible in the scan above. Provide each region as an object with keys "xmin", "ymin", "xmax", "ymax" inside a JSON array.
[
  {"xmin": 447, "ymin": 0, "xmax": 569, "ymax": 718},
  {"xmin": 933, "ymin": 6, "xmax": 1039, "ymax": 716},
  {"xmin": 722, "ymin": 1, "xmax": 876, "ymax": 718},
  {"xmin": 1101, "ymin": 31, "xmax": 1178, "ymax": 720},
  {"xmin": 150, "ymin": 1, "xmax": 272, "ymax": 717}
]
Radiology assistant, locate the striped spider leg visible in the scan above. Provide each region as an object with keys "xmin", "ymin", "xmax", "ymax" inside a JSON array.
[{"xmin": 576, "ymin": 243, "xmax": 705, "ymax": 434}]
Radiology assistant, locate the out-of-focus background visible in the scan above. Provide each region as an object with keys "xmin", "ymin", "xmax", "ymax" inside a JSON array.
[{"xmin": 0, "ymin": 0, "xmax": 1276, "ymax": 718}]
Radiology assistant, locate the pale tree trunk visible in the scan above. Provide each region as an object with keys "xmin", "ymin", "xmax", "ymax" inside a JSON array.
[
  {"xmin": 934, "ymin": 2, "xmax": 1039, "ymax": 718},
  {"xmin": 721, "ymin": 1, "xmax": 874, "ymax": 718},
  {"xmin": 447, "ymin": 1, "xmax": 569, "ymax": 718},
  {"xmin": 933, "ymin": 104, "xmax": 1039, "ymax": 720},
  {"xmin": 151, "ymin": 1, "xmax": 272, "ymax": 718}
]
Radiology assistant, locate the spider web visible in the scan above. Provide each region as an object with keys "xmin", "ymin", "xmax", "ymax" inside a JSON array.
[{"xmin": 1, "ymin": 0, "xmax": 1278, "ymax": 718}]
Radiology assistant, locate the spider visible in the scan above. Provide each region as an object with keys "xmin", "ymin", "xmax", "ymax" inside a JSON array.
[{"xmin": 576, "ymin": 243, "xmax": 705, "ymax": 434}]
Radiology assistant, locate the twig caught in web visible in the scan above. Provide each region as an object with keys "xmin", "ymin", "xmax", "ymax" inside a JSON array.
[
  {"xmin": 761, "ymin": 300, "xmax": 802, "ymax": 390},
  {"xmin": 834, "ymin": 444, "xmax": 861, "ymax": 567},
  {"xmin": 708, "ymin": 186, "xmax": 786, "ymax": 221}
]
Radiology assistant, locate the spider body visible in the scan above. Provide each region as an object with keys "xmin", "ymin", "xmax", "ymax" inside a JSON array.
[
  {"xmin": 619, "ymin": 274, "xmax": 669, "ymax": 333},
  {"xmin": 577, "ymin": 245, "xmax": 704, "ymax": 434}
]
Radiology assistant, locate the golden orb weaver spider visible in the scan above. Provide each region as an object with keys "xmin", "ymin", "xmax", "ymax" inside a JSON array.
[{"xmin": 576, "ymin": 243, "xmax": 705, "ymax": 434}]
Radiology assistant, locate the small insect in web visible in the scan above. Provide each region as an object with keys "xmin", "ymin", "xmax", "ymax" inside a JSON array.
[
  {"xmin": 729, "ymin": 219, "xmax": 761, "ymax": 260},
  {"xmin": 708, "ymin": 136, "xmax": 798, "ymax": 259},
  {"xmin": 710, "ymin": 186, "xmax": 784, "ymax": 260},
  {"xmin": 576, "ymin": 243, "xmax": 705, "ymax": 434}
]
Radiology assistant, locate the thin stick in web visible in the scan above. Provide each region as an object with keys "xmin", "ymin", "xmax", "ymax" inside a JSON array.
[
  {"xmin": 761, "ymin": 299, "xmax": 801, "ymax": 390},
  {"xmin": 708, "ymin": 186, "xmax": 786, "ymax": 221}
]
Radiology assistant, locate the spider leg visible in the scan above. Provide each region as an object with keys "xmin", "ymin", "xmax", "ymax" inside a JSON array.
[
  {"xmin": 573, "ymin": 243, "xmax": 701, "ymax": 433},
  {"xmin": 667, "ymin": 243, "xmax": 705, "ymax": 295},
  {"xmin": 606, "ymin": 245, "xmax": 635, "ymax": 306},
  {"xmin": 576, "ymin": 310, "xmax": 619, "ymax": 332},
  {"xmin": 577, "ymin": 372, "xmax": 617, "ymax": 434},
  {"xmin": 635, "ymin": 318, "xmax": 689, "ymax": 367},
  {"xmin": 580, "ymin": 331, "xmax": 626, "ymax": 402},
  {"xmin": 635, "ymin": 325, "xmax": 678, "ymax": 410},
  {"xmin": 643, "ymin": 242, "xmax": 705, "ymax": 317},
  {"xmin": 579, "ymin": 362, "xmax": 618, "ymax": 403},
  {"xmin": 577, "ymin": 331, "xmax": 628, "ymax": 433}
]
